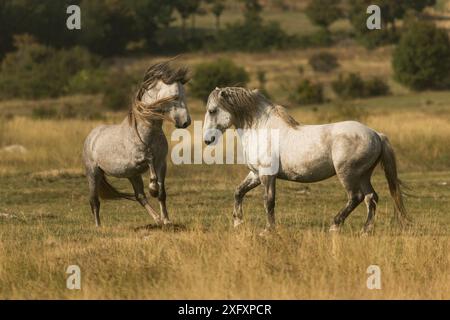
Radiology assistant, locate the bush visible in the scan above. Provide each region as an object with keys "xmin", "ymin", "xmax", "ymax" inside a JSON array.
[
  {"xmin": 332, "ymin": 73, "xmax": 390, "ymax": 99},
  {"xmin": 294, "ymin": 29, "xmax": 334, "ymax": 48},
  {"xmin": 65, "ymin": 69, "xmax": 108, "ymax": 95},
  {"xmin": 332, "ymin": 73, "xmax": 365, "ymax": 99},
  {"xmin": 393, "ymin": 21, "xmax": 450, "ymax": 90},
  {"xmin": 214, "ymin": 19, "xmax": 290, "ymax": 52},
  {"xmin": 101, "ymin": 70, "xmax": 138, "ymax": 111},
  {"xmin": 305, "ymin": 0, "xmax": 343, "ymax": 29},
  {"xmin": 308, "ymin": 52, "xmax": 339, "ymax": 73},
  {"xmin": 289, "ymin": 79, "xmax": 324, "ymax": 105},
  {"xmin": 364, "ymin": 77, "xmax": 390, "ymax": 97},
  {"xmin": 0, "ymin": 36, "xmax": 100, "ymax": 99},
  {"xmin": 189, "ymin": 59, "xmax": 250, "ymax": 101}
]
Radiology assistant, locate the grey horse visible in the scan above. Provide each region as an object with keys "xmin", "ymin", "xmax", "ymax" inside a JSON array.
[
  {"xmin": 83, "ymin": 61, "xmax": 191, "ymax": 227},
  {"xmin": 203, "ymin": 87, "xmax": 408, "ymax": 235}
]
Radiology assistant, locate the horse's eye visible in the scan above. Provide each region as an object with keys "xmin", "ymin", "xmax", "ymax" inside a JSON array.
[{"xmin": 209, "ymin": 109, "xmax": 217, "ymax": 115}]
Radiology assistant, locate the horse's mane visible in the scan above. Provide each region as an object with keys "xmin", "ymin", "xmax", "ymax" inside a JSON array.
[
  {"xmin": 136, "ymin": 61, "xmax": 189, "ymax": 101},
  {"xmin": 210, "ymin": 87, "xmax": 299, "ymax": 128},
  {"xmin": 128, "ymin": 60, "xmax": 189, "ymax": 126}
]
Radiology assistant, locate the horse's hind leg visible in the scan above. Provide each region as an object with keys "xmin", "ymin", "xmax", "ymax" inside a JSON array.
[
  {"xmin": 330, "ymin": 174, "xmax": 364, "ymax": 232},
  {"xmin": 233, "ymin": 171, "xmax": 261, "ymax": 227},
  {"xmin": 260, "ymin": 175, "xmax": 276, "ymax": 234},
  {"xmin": 360, "ymin": 176, "xmax": 379, "ymax": 235},
  {"xmin": 87, "ymin": 168, "xmax": 102, "ymax": 227},
  {"xmin": 129, "ymin": 175, "xmax": 162, "ymax": 225}
]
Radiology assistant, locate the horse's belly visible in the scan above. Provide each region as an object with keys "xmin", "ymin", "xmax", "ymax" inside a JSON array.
[
  {"xmin": 277, "ymin": 147, "xmax": 336, "ymax": 183},
  {"xmin": 99, "ymin": 159, "xmax": 149, "ymax": 178},
  {"xmin": 278, "ymin": 162, "xmax": 336, "ymax": 183}
]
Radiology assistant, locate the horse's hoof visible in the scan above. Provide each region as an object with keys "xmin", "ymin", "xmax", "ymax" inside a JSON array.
[
  {"xmin": 233, "ymin": 219, "xmax": 244, "ymax": 228},
  {"xmin": 329, "ymin": 224, "xmax": 340, "ymax": 233},
  {"xmin": 163, "ymin": 219, "xmax": 173, "ymax": 226}
]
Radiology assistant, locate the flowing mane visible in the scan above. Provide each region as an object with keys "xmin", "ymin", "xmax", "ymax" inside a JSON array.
[
  {"xmin": 210, "ymin": 87, "xmax": 299, "ymax": 128},
  {"xmin": 136, "ymin": 61, "xmax": 189, "ymax": 101},
  {"xmin": 129, "ymin": 61, "xmax": 189, "ymax": 125}
]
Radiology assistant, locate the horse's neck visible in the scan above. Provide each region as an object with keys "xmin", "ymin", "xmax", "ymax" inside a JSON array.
[{"xmin": 125, "ymin": 115, "xmax": 164, "ymax": 146}]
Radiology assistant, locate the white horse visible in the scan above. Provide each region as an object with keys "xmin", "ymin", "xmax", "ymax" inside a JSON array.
[
  {"xmin": 203, "ymin": 87, "xmax": 408, "ymax": 235},
  {"xmin": 83, "ymin": 61, "xmax": 190, "ymax": 227}
]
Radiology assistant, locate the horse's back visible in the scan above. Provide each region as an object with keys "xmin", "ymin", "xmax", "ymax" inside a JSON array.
[{"xmin": 329, "ymin": 121, "xmax": 382, "ymax": 175}]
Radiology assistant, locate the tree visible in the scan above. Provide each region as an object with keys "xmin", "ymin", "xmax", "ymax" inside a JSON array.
[
  {"xmin": 349, "ymin": 0, "xmax": 437, "ymax": 48},
  {"xmin": 393, "ymin": 21, "xmax": 450, "ymax": 90},
  {"xmin": 0, "ymin": 0, "xmax": 80, "ymax": 58},
  {"xmin": 208, "ymin": 0, "xmax": 225, "ymax": 31},
  {"xmin": 241, "ymin": 0, "xmax": 263, "ymax": 24},
  {"xmin": 189, "ymin": 59, "xmax": 249, "ymax": 101},
  {"xmin": 126, "ymin": 0, "xmax": 176, "ymax": 47},
  {"xmin": 78, "ymin": 0, "xmax": 137, "ymax": 56},
  {"xmin": 175, "ymin": 0, "xmax": 202, "ymax": 38},
  {"xmin": 305, "ymin": 0, "xmax": 343, "ymax": 31}
]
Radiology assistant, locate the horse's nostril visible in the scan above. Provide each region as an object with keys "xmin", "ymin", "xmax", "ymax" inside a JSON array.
[
  {"xmin": 181, "ymin": 122, "xmax": 189, "ymax": 128},
  {"xmin": 205, "ymin": 136, "xmax": 216, "ymax": 145}
]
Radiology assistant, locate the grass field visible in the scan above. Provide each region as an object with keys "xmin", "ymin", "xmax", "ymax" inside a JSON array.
[
  {"xmin": 0, "ymin": 167, "xmax": 449, "ymax": 299},
  {"xmin": 1, "ymin": 43, "xmax": 450, "ymax": 299}
]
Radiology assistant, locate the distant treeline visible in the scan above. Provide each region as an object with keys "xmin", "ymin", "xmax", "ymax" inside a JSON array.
[
  {"xmin": 0, "ymin": 0, "xmax": 439, "ymax": 59},
  {"xmin": 0, "ymin": 0, "xmax": 447, "ymax": 105}
]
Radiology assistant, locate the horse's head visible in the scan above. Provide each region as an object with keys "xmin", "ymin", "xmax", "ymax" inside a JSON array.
[
  {"xmin": 203, "ymin": 88, "xmax": 233, "ymax": 145},
  {"xmin": 203, "ymin": 87, "xmax": 263, "ymax": 145},
  {"xmin": 138, "ymin": 62, "xmax": 191, "ymax": 129}
]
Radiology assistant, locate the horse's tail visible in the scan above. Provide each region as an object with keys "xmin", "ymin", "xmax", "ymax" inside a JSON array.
[
  {"xmin": 378, "ymin": 133, "xmax": 410, "ymax": 225},
  {"xmin": 98, "ymin": 176, "xmax": 136, "ymax": 201}
]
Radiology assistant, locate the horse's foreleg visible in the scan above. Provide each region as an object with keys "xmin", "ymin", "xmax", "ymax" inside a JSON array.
[
  {"xmin": 260, "ymin": 175, "xmax": 276, "ymax": 234},
  {"xmin": 148, "ymin": 158, "xmax": 159, "ymax": 198},
  {"xmin": 129, "ymin": 176, "xmax": 162, "ymax": 225},
  {"xmin": 156, "ymin": 163, "xmax": 171, "ymax": 225},
  {"xmin": 233, "ymin": 171, "xmax": 261, "ymax": 227}
]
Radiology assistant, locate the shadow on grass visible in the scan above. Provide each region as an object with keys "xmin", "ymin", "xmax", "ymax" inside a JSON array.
[{"xmin": 133, "ymin": 223, "xmax": 188, "ymax": 233}]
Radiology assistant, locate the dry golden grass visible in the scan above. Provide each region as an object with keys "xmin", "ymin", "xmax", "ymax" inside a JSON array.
[
  {"xmin": 1, "ymin": 46, "xmax": 450, "ymax": 299},
  {"xmin": 0, "ymin": 168, "xmax": 449, "ymax": 299}
]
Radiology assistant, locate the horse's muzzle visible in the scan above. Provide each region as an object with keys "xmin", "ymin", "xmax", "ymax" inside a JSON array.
[
  {"xmin": 204, "ymin": 136, "xmax": 216, "ymax": 145},
  {"xmin": 175, "ymin": 118, "xmax": 191, "ymax": 129}
]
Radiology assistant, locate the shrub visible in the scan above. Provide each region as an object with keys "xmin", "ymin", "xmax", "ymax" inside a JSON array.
[
  {"xmin": 305, "ymin": 0, "xmax": 343, "ymax": 30},
  {"xmin": 101, "ymin": 70, "xmax": 138, "ymax": 111},
  {"xmin": 65, "ymin": 69, "xmax": 108, "ymax": 95},
  {"xmin": 294, "ymin": 29, "xmax": 334, "ymax": 48},
  {"xmin": 364, "ymin": 77, "xmax": 390, "ymax": 97},
  {"xmin": 290, "ymin": 79, "xmax": 324, "ymax": 105},
  {"xmin": 189, "ymin": 59, "xmax": 250, "ymax": 101},
  {"xmin": 0, "ymin": 36, "xmax": 100, "ymax": 99},
  {"xmin": 332, "ymin": 73, "xmax": 390, "ymax": 99},
  {"xmin": 308, "ymin": 52, "xmax": 339, "ymax": 73},
  {"xmin": 393, "ymin": 21, "xmax": 450, "ymax": 90},
  {"xmin": 214, "ymin": 19, "xmax": 290, "ymax": 52},
  {"xmin": 332, "ymin": 73, "xmax": 365, "ymax": 99}
]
